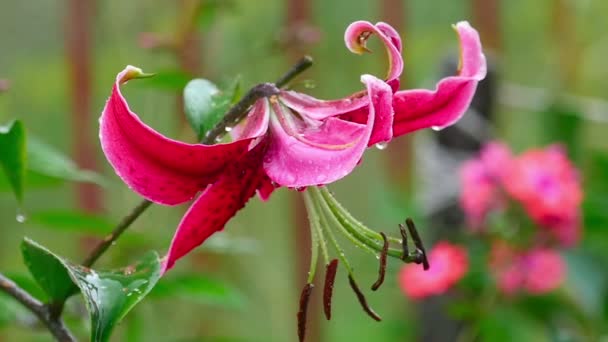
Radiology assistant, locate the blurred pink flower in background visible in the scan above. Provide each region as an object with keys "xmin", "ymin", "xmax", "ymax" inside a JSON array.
[
  {"xmin": 459, "ymin": 142, "xmax": 511, "ymax": 228},
  {"xmin": 489, "ymin": 241, "xmax": 566, "ymax": 295},
  {"xmin": 459, "ymin": 142, "xmax": 582, "ymax": 246},
  {"xmin": 503, "ymin": 145, "xmax": 583, "ymax": 246},
  {"xmin": 399, "ymin": 242, "xmax": 468, "ymax": 299}
]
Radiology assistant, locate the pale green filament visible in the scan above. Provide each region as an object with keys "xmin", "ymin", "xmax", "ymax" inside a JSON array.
[
  {"xmin": 304, "ymin": 191, "xmax": 329, "ymax": 266},
  {"xmin": 319, "ymin": 186, "xmax": 401, "ymax": 244},
  {"xmin": 303, "ymin": 191, "xmax": 320, "ymax": 283},
  {"xmin": 309, "ymin": 190, "xmax": 355, "ymax": 275},
  {"xmin": 313, "ymin": 187, "xmax": 404, "ymax": 259}
]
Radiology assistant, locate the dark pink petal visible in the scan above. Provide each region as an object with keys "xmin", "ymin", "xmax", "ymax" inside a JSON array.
[
  {"xmin": 392, "ymin": 22, "xmax": 487, "ymax": 137},
  {"xmin": 162, "ymin": 141, "xmax": 268, "ymax": 273},
  {"xmin": 100, "ymin": 66, "xmax": 252, "ymax": 205},
  {"xmin": 257, "ymin": 174, "xmax": 276, "ymax": 201},
  {"xmin": 264, "ymin": 75, "xmax": 392, "ymax": 187},
  {"xmin": 344, "ymin": 21, "xmax": 404, "ymax": 82}
]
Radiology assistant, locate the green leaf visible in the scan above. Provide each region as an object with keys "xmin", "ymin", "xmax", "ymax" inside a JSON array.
[
  {"xmin": 183, "ymin": 77, "xmax": 241, "ymax": 140},
  {"xmin": 21, "ymin": 238, "xmax": 161, "ymax": 342},
  {"xmin": 69, "ymin": 251, "xmax": 161, "ymax": 342},
  {"xmin": 21, "ymin": 238, "xmax": 78, "ymax": 303},
  {"xmin": 0, "ymin": 120, "xmax": 26, "ymax": 203},
  {"xmin": 29, "ymin": 210, "xmax": 114, "ymax": 235},
  {"xmin": 150, "ymin": 274, "xmax": 245, "ymax": 309},
  {"xmin": 27, "ymin": 137, "xmax": 107, "ymax": 186}
]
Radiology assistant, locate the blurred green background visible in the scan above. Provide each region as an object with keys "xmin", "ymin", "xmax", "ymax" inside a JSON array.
[{"xmin": 1, "ymin": 0, "xmax": 608, "ymax": 341}]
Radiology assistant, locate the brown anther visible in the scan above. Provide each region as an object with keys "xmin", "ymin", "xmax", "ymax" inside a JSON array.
[
  {"xmin": 348, "ymin": 274, "xmax": 382, "ymax": 322},
  {"xmin": 297, "ymin": 283, "xmax": 314, "ymax": 342},
  {"xmin": 371, "ymin": 232, "xmax": 388, "ymax": 291},
  {"xmin": 357, "ymin": 31, "xmax": 373, "ymax": 52},
  {"xmin": 323, "ymin": 259, "xmax": 339, "ymax": 320},
  {"xmin": 405, "ymin": 218, "xmax": 430, "ymax": 270}
]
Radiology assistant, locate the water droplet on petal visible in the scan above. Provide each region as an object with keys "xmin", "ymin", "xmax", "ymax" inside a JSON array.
[
  {"xmin": 375, "ymin": 142, "xmax": 388, "ymax": 150},
  {"xmin": 286, "ymin": 174, "xmax": 296, "ymax": 184},
  {"xmin": 431, "ymin": 126, "xmax": 442, "ymax": 131},
  {"xmin": 315, "ymin": 174, "xmax": 327, "ymax": 183}
]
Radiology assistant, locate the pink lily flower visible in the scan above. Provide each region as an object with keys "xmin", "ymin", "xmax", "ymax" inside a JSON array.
[{"xmin": 99, "ymin": 21, "xmax": 486, "ymax": 272}]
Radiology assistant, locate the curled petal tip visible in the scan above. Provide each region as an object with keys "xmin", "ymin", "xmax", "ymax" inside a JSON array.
[{"xmin": 119, "ymin": 65, "xmax": 155, "ymax": 83}]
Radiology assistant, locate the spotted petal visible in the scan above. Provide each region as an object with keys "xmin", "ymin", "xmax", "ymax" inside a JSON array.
[
  {"xmin": 264, "ymin": 74, "xmax": 393, "ymax": 187},
  {"xmin": 392, "ymin": 21, "xmax": 487, "ymax": 137},
  {"xmin": 100, "ymin": 66, "xmax": 252, "ymax": 205},
  {"xmin": 162, "ymin": 141, "xmax": 268, "ymax": 273}
]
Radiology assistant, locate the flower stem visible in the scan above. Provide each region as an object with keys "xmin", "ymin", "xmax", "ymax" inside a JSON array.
[{"xmin": 0, "ymin": 272, "xmax": 76, "ymax": 342}]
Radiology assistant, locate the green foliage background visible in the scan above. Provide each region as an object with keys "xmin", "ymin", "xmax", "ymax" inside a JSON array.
[{"xmin": 1, "ymin": 0, "xmax": 608, "ymax": 341}]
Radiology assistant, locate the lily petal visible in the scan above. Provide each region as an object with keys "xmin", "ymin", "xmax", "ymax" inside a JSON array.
[
  {"xmin": 344, "ymin": 21, "xmax": 404, "ymax": 82},
  {"xmin": 278, "ymin": 90, "xmax": 369, "ymax": 121},
  {"xmin": 230, "ymin": 99, "xmax": 270, "ymax": 140},
  {"xmin": 391, "ymin": 21, "xmax": 486, "ymax": 137},
  {"xmin": 162, "ymin": 141, "xmax": 268, "ymax": 273},
  {"xmin": 100, "ymin": 66, "xmax": 252, "ymax": 205},
  {"xmin": 264, "ymin": 75, "xmax": 393, "ymax": 187}
]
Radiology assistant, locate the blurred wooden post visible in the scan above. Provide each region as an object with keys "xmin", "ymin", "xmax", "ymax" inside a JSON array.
[
  {"xmin": 66, "ymin": 0, "xmax": 101, "ymax": 213},
  {"xmin": 285, "ymin": 0, "xmax": 323, "ymax": 341},
  {"xmin": 175, "ymin": 0, "xmax": 203, "ymax": 127},
  {"xmin": 380, "ymin": 0, "xmax": 413, "ymax": 195},
  {"xmin": 472, "ymin": 0, "xmax": 501, "ymax": 52},
  {"xmin": 551, "ymin": 0, "xmax": 579, "ymax": 88}
]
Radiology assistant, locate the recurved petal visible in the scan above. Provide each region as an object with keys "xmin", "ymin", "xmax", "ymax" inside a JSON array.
[
  {"xmin": 162, "ymin": 141, "xmax": 268, "ymax": 273},
  {"xmin": 344, "ymin": 21, "xmax": 404, "ymax": 82},
  {"xmin": 264, "ymin": 75, "xmax": 393, "ymax": 187},
  {"xmin": 391, "ymin": 21, "xmax": 486, "ymax": 137},
  {"xmin": 100, "ymin": 66, "xmax": 252, "ymax": 205}
]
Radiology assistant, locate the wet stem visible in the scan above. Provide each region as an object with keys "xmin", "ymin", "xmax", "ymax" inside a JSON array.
[{"xmin": 0, "ymin": 56, "xmax": 313, "ymax": 342}]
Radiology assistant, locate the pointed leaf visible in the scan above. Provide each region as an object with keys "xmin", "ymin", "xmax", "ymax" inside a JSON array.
[
  {"xmin": 0, "ymin": 120, "xmax": 26, "ymax": 203},
  {"xmin": 183, "ymin": 77, "xmax": 241, "ymax": 140},
  {"xmin": 21, "ymin": 238, "xmax": 78, "ymax": 303},
  {"xmin": 27, "ymin": 137, "xmax": 107, "ymax": 186},
  {"xmin": 68, "ymin": 251, "xmax": 161, "ymax": 342},
  {"xmin": 150, "ymin": 274, "xmax": 246, "ymax": 309},
  {"xmin": 29, "ymin": 210, "xmax": 114, "ymax": 235},
  {"xmin": 21, "ymin": 238, "xmax": 161, "ymax": 342}
]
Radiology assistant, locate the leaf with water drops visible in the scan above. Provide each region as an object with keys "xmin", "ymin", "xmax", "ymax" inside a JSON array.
[
  {"xmin": 183, "ymin": 77, "xmax": 241, "ymax": 140},
  {"xmin": 68, "ymin": 251, "xmax": 161, "ymax": 342},
  {"xmin": 21, "ymin": 238, "xmax": 79, "ymax": 303},
  {"xmin": 0, "ymin": 120, "xmax": 26, "ymax": 203},
  {"xmin": 21, "ymin": 238, "xmax": 162, "ymax": 342}
]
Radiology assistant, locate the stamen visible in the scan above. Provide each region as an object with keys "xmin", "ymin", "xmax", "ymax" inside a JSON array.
[
  {"xmin": 371, "ymin": 232, "xmax": 388, "ymax": 291},
  {"xmin": 297, "ymin": 283, "xmax": 314, "ymax": 342},
  {"xmin": 323, "ymin": 259, "xmax": 339, "ymax": 320},
  {"xmin": 348, "ymin": 274, "xmax": 382, "ymax": 322},
  {"xmin": 405, "ymin": 218, "xmax": 430, "ymax": 270}
]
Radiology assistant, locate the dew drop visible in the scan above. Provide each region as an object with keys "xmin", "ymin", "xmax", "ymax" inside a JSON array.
[
  {"xmin": 431, "ymin": 126, "xmax": 442, "ymax": 131},
  {"xmin": 375, "ymin": 142, "xmax": 388, "ymax": 150},
  {"xmin": 16, "ymin": 209, "xmax": 26, "ymax": 223},
  {"xmin": 224, "ymin": 126, "xmax": 233, "ymax": 132}
]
